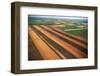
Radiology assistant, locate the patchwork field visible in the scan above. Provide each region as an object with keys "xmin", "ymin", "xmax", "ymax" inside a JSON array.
[{"xmin": 28, "ymin": 15, "xmax": 88, "ymax": 60}]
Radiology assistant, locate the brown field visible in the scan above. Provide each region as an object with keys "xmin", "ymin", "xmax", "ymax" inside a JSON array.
[{"xmin": 28, "ymin": 25, "xmax": 88, "ymax": 60}]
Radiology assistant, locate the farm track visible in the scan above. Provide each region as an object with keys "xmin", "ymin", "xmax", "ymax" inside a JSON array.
[{"xmin": 28, "ymin": 25, "xmax": 88, "ymax": 60}]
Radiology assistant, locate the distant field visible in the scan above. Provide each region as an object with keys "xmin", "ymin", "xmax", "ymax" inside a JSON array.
[
  {"xmin": 59, "ymin": 23, "xmax": 87, "ymax": 39},
  {"xmin": 62, "ymin": 24, "xmax": 80, "ymax": 30},
  {"xmin": 65, "ymin": 29, "xmax": 87, "ymax": 39}
]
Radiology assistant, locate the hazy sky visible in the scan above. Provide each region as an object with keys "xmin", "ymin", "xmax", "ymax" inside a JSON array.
[{"xmin": 28, "ymin": 15, "xmax": 88, "ymax": 20}]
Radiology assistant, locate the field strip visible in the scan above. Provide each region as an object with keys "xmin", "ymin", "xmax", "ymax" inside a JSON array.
[
  {"xmin": 32, "ymin": 26, "xmax": 76, "ymax": 58},
  {"xmin": 28, "ymin": 35, "xmax": 43, "ymax": 60},
  {"xmin": 50, "ymin": 27, "xmax": 87, "ymax": 44},
  {"xmin": 33, "ymin": 26, "xmax": 86, "ymax": 58},
  {"xmin": 40, "ymin": 25, "xmax": 87, "ymax": 50},
  {"xmin": 28, "ymin": 27, "xmax": 60, "ymax": 59},
  {"xmin": 38, "ymin": 32, "xmax": 67, "ymax": 59}
]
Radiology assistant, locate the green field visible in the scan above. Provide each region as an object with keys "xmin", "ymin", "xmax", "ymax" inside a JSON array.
[
  {"xmin": 64, "ymin": 29, "xmax": 87, "ymax": 39},
  {"xmin": 59, "ymin": 22, "xmax": 87, "ymax": 39}
]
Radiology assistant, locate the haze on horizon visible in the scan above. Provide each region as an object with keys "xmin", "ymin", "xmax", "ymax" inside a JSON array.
[{"xmin": 28, "ymin": 15, "xmax": 88, "ymax": 21}]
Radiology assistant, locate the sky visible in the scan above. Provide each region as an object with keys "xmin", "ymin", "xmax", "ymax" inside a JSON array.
[{"xmin": 28, "ymin": 15, "xmax": 88, "ymax": 21}]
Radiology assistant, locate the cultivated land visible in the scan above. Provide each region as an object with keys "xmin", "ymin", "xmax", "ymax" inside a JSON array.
[
  {"xmin": 28, "ymin": 16, "xmax": 88, "ymax": 60},
  {"xmin": 28, "ymin": 25, "xmax": 88, "ymax": 60}
]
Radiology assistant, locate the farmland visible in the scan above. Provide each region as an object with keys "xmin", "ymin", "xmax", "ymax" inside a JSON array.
[{"xmin": 28, "ymin": 15, "xmax": 88, "ymax": 60}]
